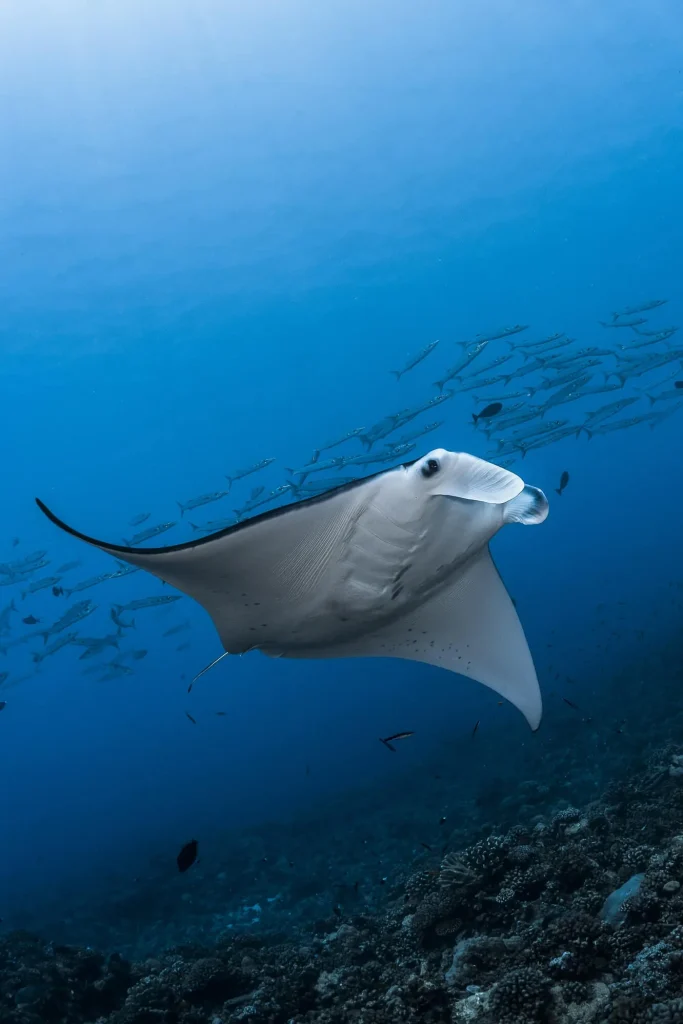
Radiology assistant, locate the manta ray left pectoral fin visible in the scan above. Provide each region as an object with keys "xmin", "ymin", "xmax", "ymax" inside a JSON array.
[{"xmin": 298, "ymin": 545, "xmax": 542, "ymax": 730}]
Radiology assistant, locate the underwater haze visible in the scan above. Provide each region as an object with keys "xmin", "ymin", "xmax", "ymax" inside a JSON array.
[{"xmin": 1, "ymin": 0, "xmax": 683, "ymax": 1012}]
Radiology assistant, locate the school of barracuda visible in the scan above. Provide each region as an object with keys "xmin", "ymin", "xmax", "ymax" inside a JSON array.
[{"xmin": 0, "ymin": 300, "xmax": 680, "ymax": 696}]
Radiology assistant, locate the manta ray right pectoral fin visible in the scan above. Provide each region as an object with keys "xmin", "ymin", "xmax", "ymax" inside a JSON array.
[{"xmin": 297, "ymin": 545, "xmax": 542, "ymax": 730}]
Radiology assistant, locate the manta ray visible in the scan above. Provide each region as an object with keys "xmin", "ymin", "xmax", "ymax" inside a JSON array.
[{"xmin": 36, "ymin": 448, "xmax": 549, "ymax": 729}]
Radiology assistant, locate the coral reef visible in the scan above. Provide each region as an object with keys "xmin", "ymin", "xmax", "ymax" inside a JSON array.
[{"xmin": 6, "ymin": 742, "xmax": 683, "ymax": 1021}]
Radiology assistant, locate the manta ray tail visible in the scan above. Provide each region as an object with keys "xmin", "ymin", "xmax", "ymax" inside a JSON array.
[{"xmin": 187, "ymin": 650, "xmax": 230, "ymax": 693}]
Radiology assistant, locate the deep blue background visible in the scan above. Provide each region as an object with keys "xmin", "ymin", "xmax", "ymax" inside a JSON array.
[{"xmin": 0, "ymin": 0, "xmax": 682, "ymax": 936}]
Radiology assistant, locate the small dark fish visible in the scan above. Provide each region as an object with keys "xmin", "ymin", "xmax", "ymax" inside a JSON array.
[
  {"xmin": 562, "ymin": 697, "xmax": 580, "ymax": 710},
  {"xmin": 676, "ymin": 381, "xmax": 683, "ymax": 389},
  {"xmin": 471, "ymin": 719, "xmax": 480, "ymax": 737},
  {"xmin": 177, "ymin": 642, "xmax": 191, "ymax": 651},
  {"xmin": 555, "ymin": 471, "xmax": 570, "ymax": 496},
  {"xmin": 22, "ymin": 615, "xmax": 40, "ymax": 625},
  {"xmin": 0, "ymin": 701, "xmax": 6, "ymax": 711},
  {"xmin": 439, "ymin": 816, "xmax": 447, "ymax": 825},
  {"xmin": 380, "ymin": 730, "xmax": 414, "ymax": 752},
  {"xmin": 215, "ymin": 711, "xmax": 227, "ymax": 716},
  {"xmin": 11, "ymin": 538, "xmax": 19, "ymax": 547},
  {"xmin": 332, "ymin": 904, "xmax": 342, "ymax": 918},
  {"xmin": 185, "ymin": 711, "xmax": 197, "ymax": 725},
  {"xmin": 419, "ymin": 842, "xmax": 433, "ymax": 851},
  {"xmin": 177, "ymin": 839, "xmax": 198, "ymax": 872},
  {"xmin": 472, "ymin": 402, "xmax": 502, "ymax": 425}
]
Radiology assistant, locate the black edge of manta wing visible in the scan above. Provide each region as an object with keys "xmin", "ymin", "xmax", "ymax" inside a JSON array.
[
  {"xmin": 35, "ymin": 460, "xmax": 420, "ymax": 557},
  {"xmin": 35, "ymin": 499, "xmax": 138, "ymax": 556}
]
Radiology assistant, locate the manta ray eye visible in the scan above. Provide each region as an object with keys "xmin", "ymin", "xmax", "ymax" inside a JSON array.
[{"xmin": 421, "ymin": 458, "xmax": 440, "ymax": 479}]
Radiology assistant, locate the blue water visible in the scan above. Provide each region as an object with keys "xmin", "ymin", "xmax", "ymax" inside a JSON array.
[{"xmin": 1, "ymin": 0, "xmax": 682, "ymax": 952}]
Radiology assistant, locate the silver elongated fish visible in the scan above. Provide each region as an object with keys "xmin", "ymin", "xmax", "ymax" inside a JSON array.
[
  {"xmin": 311, "ymin": 428, "xmax": 366, "ymax": 459},
  {"xmin": 39, "ymin": 600, "xmax": 96, "ymax": 642},
  {"xmin": 517, "ymin": 334, "xmax": 569, "ymax": 354},
  {"xmin": 0, "ymin": 600, "xmax": 16, "ymax": 636},
  {"xmin": 358, "ymin": 416, "xmax": 402, "ymax": 451},
  {"xmin": 33, "ymin": 632, "xmax": 79, "ymax": 664},
  {"xmin": 599, "ymin": 317, "xmax": 648, "ymax": 328},
  {"xmin": 576, "ymin": 397, "xmax": 639, "ymax": 436},
  {"xmin": 613, "ymin": 349, "xmax": 683, "ymax": 386},
  {"xmin": 645, "ymin": 388, "xmax": 683, "ymax": 407},
  {"xmin": 379, "ymin": 395, "xmax": 454, "ymax": 439},
  {"xmin": 338, "ymin": 444, "xmax": 415, "ymax": 470},
  {"xmin": 467, "ymin": 352, "xmax": 515, "ymax": 377},
  {"xmin": 21, "ymin": 576, "xmax": 61, "ymax": 599},
  {"xmin": 507, "ymin": 419, "xmax": 568, "ymax": 445},
  {"xmin": 630, "ymin": 326, "xmax": 678, "ymax": 339},
  {"xmin": 472, "ymin": 389, "xmax": 533, "ymax": 404},
  {"xmin": 234, "ymin": 484, "xmax": 294, "ymax": 522},
  {"xmin": 225, "ymin": 458, "xmax": 275, "ymax": 489},
  {"xmin": 538, "ymin": 376, "xmax": 593, "ymax": 415},
  {"xmin": 0, "ymin": 562, "xmax": 50, "ymax": 585},
  {"xmin": 501, "ymin": 359, "xmax": 546, "ymax": 384},
  {"xmin": 56, "ymin": 567, "xmax": 128, "ymax": 599},
  {"xmin": 434, "ymin": 345, "xmax": 487, "ymax": 392},
  {"xmin": 517, "ymin": 426, "xmax": 579, "ymax": 454},
  {"xmin": 385, "ymin": 421, "xmax": 444, "ymax": 448},
  {"xmin": 612, "ymin": 299, "xmax": 667, "ymax": 318},
  {"xmin": 623, "ymin": 330, "xmax": 678, "ymax": 350},
  {"xmin": 475, "ymin": 325, "xmax": 529, "ymax": 343},
  {"xmin": 124, "ymin": 522, "xmax": 177, "ymax": 546},
  {"xmin": 483, "ymin": 409, "xmax": 542, "ymax": 436},
  {"xmin": 584, "ymin": 412, "xmax": 665, "ymax": 439},
  {"xmin": 538, "ymin": 361, "xmax": 601, "ymax": 391},
  {"xmin": 177, "ymin": 491, "xmax": 230, "ymax": 517},
  {"xmin": 576, "ymin": 381, "xmax": 624, "ymax": 399},
  {"xmin": 540, "ymin": 347, "xmax": 616, "ymax": 369},
  {"xmin": 113, "ymin": 595, "xmax": 182, "ymax": 612},
  {"xmin": 73, "ymin": 632, "xmax": 121, "ymax": 658},
  {"xmin": 286, "ymin": 456, "xmax": 345, "ymax": 482},
  {"xmin": 128, "ymin": 512, "xmax": 151, "ymax": 527},
  {"xmin": 189, "ymin": 517, "xmax": 239, "ymax": 535},
  {"xmin": 0, "ymin": 551, "xmax": 48, "ymax": 575},
  {"xmin": 391, "ymin": 340, "xmax": 439, "ymax": 380},
  {"xmin": 289, "ymin": 477, "xmax": 358, "ymax": 498},
  {"xmin": 457, "ymin": 375, "xmax": 507, "ymax": 393},
  {"xmin": 37, "ymin": 449, "xmax": 549, "ymax": 730},
  {"xmin": 56, "ymin": 560, "xmax": 82, "ymax": 574}
]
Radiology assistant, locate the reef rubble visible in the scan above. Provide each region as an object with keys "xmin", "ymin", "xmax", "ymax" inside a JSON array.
[{"xmin": 5, "ymin": 745, "xmax": 683, "ymax": 1022}]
